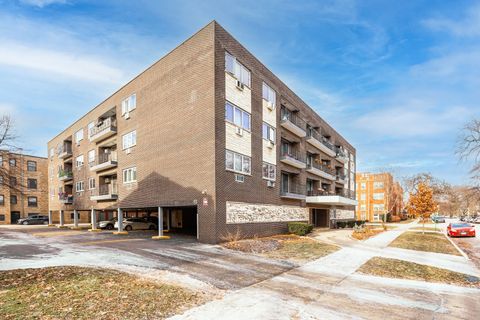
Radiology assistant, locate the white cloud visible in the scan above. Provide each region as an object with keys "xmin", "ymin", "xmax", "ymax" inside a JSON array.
[
  {"xmin": 423, "ymin": 4, "xmax": 480, "ymax": 37},
  {"xmin": 0, "ymin": 42, "xmax": 125, "ymax": 84},
  {"xmin": 19, "ymin": 0, "xmax": 67, "ymax": 8}
]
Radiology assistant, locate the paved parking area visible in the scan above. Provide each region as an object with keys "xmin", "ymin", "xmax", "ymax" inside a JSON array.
[{"xmin": 0, "ymin": 225, "xmax": 294, "ymax": 290}]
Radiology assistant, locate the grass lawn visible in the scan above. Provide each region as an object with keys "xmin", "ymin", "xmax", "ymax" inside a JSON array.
[
  {"xmin": 352, "ymin": 228, "xmax": 384, "ymax": 241},
  {"xmin": 358, "ymin": 257, "xmax": 480, "ymax": 288},
  {"xmin": 410, "ymin": 226, "xmax": 442, "ymax": 232},
  {"xmin": 223, "ymin": 234, "xmax": 339, "ymax": 263},
  {"xmin": 0, "ymin": 267, "xmax": 206, "ymax": 320},
  {"xmin": 389, "ymin": 231, "xmax": 461, "ymax": 256}
]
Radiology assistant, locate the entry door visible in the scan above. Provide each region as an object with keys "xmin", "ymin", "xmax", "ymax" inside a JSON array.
[{"xmin": 11, "ymin": 212, "xmax": 20, "ymax": 224}]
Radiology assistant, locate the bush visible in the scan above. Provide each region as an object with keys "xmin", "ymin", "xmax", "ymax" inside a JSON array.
[
  {"xmin": 390, "ymin": 215, "xmax": 401, "ymax": 222},
  {"xmin": 288, "ymin": 222, "xmax": 313, "ymax": 236},
  {"xmin": 336, "ymin": 220, "xmax": 366, "ymax": 229}
]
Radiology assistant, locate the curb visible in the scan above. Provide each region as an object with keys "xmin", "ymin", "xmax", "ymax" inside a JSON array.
[{"xmin": 443, "ymin": 233, "xmax": 470, "ymax": 260}]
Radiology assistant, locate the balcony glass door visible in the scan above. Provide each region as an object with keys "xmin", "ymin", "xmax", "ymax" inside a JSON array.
[{"xmin": 281, "ymin": 173, "xmax": 289, "ymax": 193}]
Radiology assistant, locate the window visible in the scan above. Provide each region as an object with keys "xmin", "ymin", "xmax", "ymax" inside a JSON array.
[
  {"xmin": 27, "ymin": 160, "xmax": 37, "ymax": 171},
  {"xmin": 88, "ymin": 150, "xmax": 96, "ymax": 165},
  {"xmin": 373, "ymin": 192, "xmax": 384, "ymax": 200},
  {"xmin": 262, "ymin": 162, "xmax": 276, "ymax": 181},
  {"xmin": 123, "ymin": 167, "xmax": 137, "ymax": 183},
  {"xmin": 0, "ymin": 215, "xmax": 4, "ymax": 221},
  {"xmin": 0, "ymin": 156, "xmax": 3, "ymax": 166},
  {"xmin": 27, "ymin": 196, "xmax": 38, "ymax": 207},
  {"xmin": 0, "ymin": 176, "xmax": 3, "ymax": 184},
  {"xmin": 360, "ymin": 204, "xmax": 366, "ymax": 211},
  {"xmin": 75, "ymin": 128, "xmax": 84, "ymax": 143},
  {"xmin": 49, "ymin": 148, "xmax": 54, "ymax": 158},
  {"xmin": 225, "ymin": 102, "xmax": 251, "ymax": 131},
  {"xmin": 225, "ymin": 52, "xmax": 251, "ymax": 86},
  {"xmin": 361, "ymin": 182, "xmax": 366, "ymax": 190},
  {"xmin": 10, "ymin": 176, "xmax": 17, "ymax": 186},
  {"xmin": 373, "ymin": 213, "xmax": 380, "ymax": 221},
  {"xmin": 262, "ymin": 122, "xmax": 276, "ymax": 143},
  {"xmin": 373, "ymin": 181, "xmax": 384, "ymax": 189},
  {"xmin": 360, "ymin": 193, "xmax": 366, "ymax": 200},
  {"xmin": 225, "ymin": 150, "xmax": 251, "ymax": 175},
  {"xmin": 27, "ymin": 179, "xmax": 37, "ymax": 189},
  {"xmin": 88, "ymin": 122, "xmax": 95, "ymax": 136},
  {"xmin": 0, "ymin": 195, "xmax": 4, "ymax": 205},
  {"xmin": 88, "ymin": 177, "xmax": 96, "ymax": 190},
  {"xmin": 373, "ymin": 204, "xmax": 385, "ymax": 212},
  {"xmin": 262, "ymin": 82, "xmax": 276, "ymax": 107},
  {"xmin": 121, "ymin": 94, "xmax": 137, "ymax": 115},
  {"xmin": 10, "ymin": 195, "xmax": 17, "ymax": 204},
  {"xmin": 9, "ymin": 158, "xmax": 16, "ymax": 167},
  {"xmin": 122, "ymin": 130, "xmax": 137, "ymax": 150},
  {"xmin": 76, "ymin": 155, "xmax": 84, "ymax": 168},
  {"xmin": 75, "ymin": 181, "xmax": 85, "ymax": 192}
]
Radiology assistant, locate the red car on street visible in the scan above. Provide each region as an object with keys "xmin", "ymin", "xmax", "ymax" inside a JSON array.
[{"xmin": 447, "ymin": 223, "xmax": 476, "ymax": 237}]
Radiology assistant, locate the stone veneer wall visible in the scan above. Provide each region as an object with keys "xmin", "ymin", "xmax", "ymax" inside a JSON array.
[
  {"xmin": 226, "ymin": 201, "xmax": 308, "ymax": 224},
  {"xmin": 334, "ymin": 209, "xmax": 355, "ymax": 220}
]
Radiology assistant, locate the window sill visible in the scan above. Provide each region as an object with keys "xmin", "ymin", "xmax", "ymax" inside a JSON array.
[
  {"xmin": 225, "ymin": 120, "xmax": 251, "ymax": 133},
  {"xmin": 226, "ymin": 168, "xmax": 251, "ymax": 176}
]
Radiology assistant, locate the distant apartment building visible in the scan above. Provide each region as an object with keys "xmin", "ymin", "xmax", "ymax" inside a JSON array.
[
  {"xmin": 47, "ymin": 21, "xmax": 357, "ymax": 243},
  {"xmin": 355, "ymin": 172, "xmax": 403, "ymax": 222},
  {"xmin": 0, "ymin": 151, "xmax": 48, "ymax": 224}
]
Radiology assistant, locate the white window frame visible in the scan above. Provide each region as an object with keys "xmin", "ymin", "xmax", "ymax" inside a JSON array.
[
  {"xmin": 262, "ymin": 82, "xmax": 276, "ymax": 107},
  {"xmin": 373, "ymin": 192, "xmax": 384, "ymax": 200},
  {"xmin": 225, "ymin": 102, "xmax": 251, "ymax": 131},
  {"xmin": 88, "ymin": 177, "xmax": 96, "ymax": 190},
  {"xmin": 75, "ymin": 181, "xmax": 85, "ymax": 192},
  {"xmin": 75, "ymin": 155, "xmax": 84, "ymax": 168},
  {"xmin": 262, "ymin": 122, "xmax": 276, "ymax": 143},
  {"xmin": 75, "ymin": 128, "xmax": 84, "ymax": 144},
  {"xmin": 121, "ymin": 94, "xmax": 137, "ymax": 116},
  {"xmin": 225, "ymin": 150, "xmax": 251, "ymax": 175},
  {"xmin": 225, "ymin": 52, "xmax": 251, "ymax": 87},
  {"xmin": 360, "ymin": 193, "xmax": 366, "ymax": 200},
  {"xmin": 123, "ymin": 167, "xmax": 137, "ymax": 184},
  {"xmin": 361, "ymin": 182, "xmax": 366, "ymax": 190},
  {"xmin": 262, "ymin": 162, "xmax": 276, "ymax": 181},
  {"xmin": 88, "ymin": 150, "xmax": 96, "ymax": 165},
  {"xmin": 122, "ymin": 130, "xmax": 137, "ymax": 150},
  {"xmin": 373, "ymin": 181, "xmax": 384, "ymax": 189},
  {"xmin": 49, "ymin": 148, "xmax": 54, "ymax": 158}
]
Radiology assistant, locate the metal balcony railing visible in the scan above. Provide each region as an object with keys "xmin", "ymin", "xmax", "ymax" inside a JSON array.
[
  {"xmin": 280, "ymin": 107, "xmax": 307, "ymax": 131},
  {"xmin": 307, "ymin": 128, "xmax": 335, "ymax": 152},
  {"xmin": 281, "ymin": 150, "xmax": 306, "ymax": 163},
  {"xmin": 58, "ymin": 194, "xmax": 73, "ymax": 203},
  {"xmin": 58, "ymin": 169, "xmax": 73, "ymax": 179},
  {"xmin": 89, "ymin": 117, "xmax": 117, "ymax": 137},
  {"xmin": 281, "ymin": 183, "xmax": 305, "ymax": 196},
  {"xmin": 98, "ymin": 183, "xmax": 118, "ymax": 196},
  {"xmin": 97, "ymin": 152, "xmax": 117, "ymax": 165},
  {"xmin": 307, "ymin": 161, "xmax": 336, "ymax": 175},
  {"xmin": 336, "ymin": 173, "xmax": 347, "ymax": 181},
  {"xmin": 57, "ymin": 142, "xmax": 72, "ymax": 156}
]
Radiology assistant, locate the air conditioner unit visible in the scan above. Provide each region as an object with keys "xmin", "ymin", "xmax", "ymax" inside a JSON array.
[
  {"xmin": 266, "ymin": 101, "xmax": 275, "ymax": 111},
  {"xmin": 267, "ymin": 140, "xmax": 274, "ymax": 149},
  {"xmin": 125, "ymin": 148, "xmax": 131, "ymax": 154},
  {"xmin": 267, "ymin": 180, "xmax": 275, "ymax": 188},
  {"xmin": 234, "ymin": 174, "xmax": 245, "ymax": 183},
  {"xmin": 236, "ymin": 80, "xmax": 244, "ymax": 91},
  {"xmin": 124, "ymin": 112, "xmax": 130, "ymax": 120},
  {"xmin": 235, "ymin": 127, "xmax": 243, "ymax": 136}
]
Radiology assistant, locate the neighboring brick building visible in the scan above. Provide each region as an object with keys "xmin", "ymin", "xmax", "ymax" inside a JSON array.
[
  {"xmin": 47, "ymin": 21, "xmax": 357, "ymax": 243},
  {"xmin": 355, "ymin": 172, "xmax": 403, "ymax": 222},
  {"xmin": 0, "ymin": 151, "xmax": 48, "ymax": 224}
]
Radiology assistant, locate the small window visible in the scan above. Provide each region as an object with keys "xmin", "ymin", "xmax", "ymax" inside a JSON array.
[
  {"xmin": 0, "ymin": 214, "xmax": 4, "ymax": 221},
  {"xmin": 360, "ymin": 193, "xmax": 366, "ymax": 200},
  {"xmin": 27, "ymin": 196, "xmax": 38, "ymax": 207},
  {"xmin": 121, "ymin": 94, "xmax": 137, "ymax": 116},
  {"xmin": 123, "ymin": 167, "xmax": 137, "ymax": 183},
  {"xmin": 262, "ymin": 122, "xmax": 276, "ymax": 143},
  {"xmin": 262, "ymin": 162, "xmax": 276, "ymax": 181},
  {"xmin": 9, "ymin": 158, "xmax": 16, "ymax": 167},
  {"xmin": 10, "ymin": 176, "xmax": 17, "ymax": 186},
  {"xmin": 373, "ymin": 192, "xmax": 384, "ymax": 200},
  {"xmin": 225, "ymin": 102, "xmax": 251, "ymax": 131},
  {"xmin": 76, "ymin": 155, "xmax": 84, "ymax": 168},
  {"xmin": 361, "ymin": 182, "xmax": 366, "ymax": 190},
  {"xmin": 262, "ymin": 82, "xmax": 276, "ymax": 107},
  {"xmin": 122, "ymin": 130, "xmax": 137, "ymax": 150},
  {"xmin": 373, "ymin": 181, "xmax": 384, "ymax": 189},
  {"xmin": 0, "ymin": 156, "xmax": 3, "ymax": 166},
  {"xmin": 88, "ymin": 150, "xmax": 96, "ymax": 165},
  {"xmin": 225, "ymin": 150, "xmax": 251, "ymax": 175},
  {"xmin": 27, "ymin": 160, "xmax": 37, "ymax": 172},
  {"xmin": 27, "ymin": 179, "xmax": 37, "ymax": 189},
  {"xmin": 75, "ymin": 128, "xmax": 84, "ymax": 143},
  {"xmin": 0, "ymin": 195, "xmax": 4, "ymax": 205},
  {"xmin": 10, "ymin": 195, "xmax": 17, "ymax": 204},
  {"xmin": 88, "ymin": 122, "xmax": 95, "ymax": 136},
  {"xmin": 88, "ymin": 177, "xmax": 96, "ymax": 190},
  {"xmin": 49, "ymin": 148, "xmax": 54, "ymax": 158},
  {"xmin": 225, "ymin": 53, "xmax": 251, "ymax": 87},
  {"xmin": 75, "ymin": 181, "xmax": 85, "ymax": 192}
]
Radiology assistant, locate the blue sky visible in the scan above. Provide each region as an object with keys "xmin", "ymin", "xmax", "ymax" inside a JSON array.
[{"xmin": 1, "ymin": 0, "xmax": 479, "ymax": 185}]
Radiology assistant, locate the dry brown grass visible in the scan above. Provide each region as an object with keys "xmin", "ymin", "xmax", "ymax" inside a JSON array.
[
  {"xmin": 389, "ymin": 231, "xmax": 461, "ymax": 256},
  {"xmin": 222, "ymin": 234, "xmax": 339, "ymax": 263},
  {"xmin": 0, "ymin": 267, "xmax": 207, "ymax": 320},
  {"xmin": 352, "ymin": 226, "xmax": 384, "ymax": 241},
  {"xmin": 358, "ymin": 257, "xmax": 480, "ymax": 288}
]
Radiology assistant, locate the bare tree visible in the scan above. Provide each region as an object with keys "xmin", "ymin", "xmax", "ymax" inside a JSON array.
[
  {"xmin": 457, "ymin": 119, "xmax": 480, "ymax": 181},
  {"xmin": 0, "ymin": 115, "xmax": 25, "ymax": 193}
]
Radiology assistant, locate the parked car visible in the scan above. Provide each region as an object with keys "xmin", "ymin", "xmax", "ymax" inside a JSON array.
[
  {"xmin": 447, "ymin": 222, "xmax": 476, "ymax": 237},
  {"xmin": 98, "ymin": 218, "xmax": 117, "ymax": 230},
  {"xmin": 114, "ymin": 218, "xmax": 156, "ymax": 231},
  {"xmin": 17, "ymin": 215, "xmax": 49, "ymax": 225},
  {"xmin": 473, "ymin": 217, "xmax": 480, "ymax": 224},
  {"xmin": 144, "ymin": 216, "xmax": 158, "ymax": 226},
  {"xmin": 431, "ymin": 216, "xmax": 446, "ymax": 223}
]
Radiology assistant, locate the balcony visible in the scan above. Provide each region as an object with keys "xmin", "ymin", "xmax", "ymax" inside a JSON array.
[
  {"xmin": 90, "ymin": 152, "xmax": 118, "ymax": 172},
  {"xmin": 58, "ymin": 194, "xmax": 73, "ymax": 204},
  {"xmin": 336, "ymin": 173, "xmax": 347, "ymax": 184},
  {"xmin": 90, "ymin": 183, "xmax": 118, "ymax": 201},
  {"xmin": 58, "ymin": 143, "xmax": 72, "ymax": 159},
  {"xmin": 280, "ymin": 183, "xmax": 306, "ymax": 200},
  {"xmin": 280, "ymin": 151, "xmax": 306, "ymax": 169},
  {"xmin": 89, "ymin": 117, "xmax": 117, "ymax": 143},
  {"xmin": 58, "ymin": 170, "xmax": 73, "ymax": 181},
  {"xmin": 306, "ymin": 162, "xmax": 336, "ymax": 180},
  {"xmin": 306, "ymin": 130, "xmax": 336, "ymax": 157},
  {"xmin": 306, "ymin": 189, "xmax": 357, "ymax": 206},
  {"xmin": 280, "ymin": 109, "xmax": 307, "ymax": 137},
  {"xmin": 335, "ymin": 148, "xmax": 349, "ymax": 164}
]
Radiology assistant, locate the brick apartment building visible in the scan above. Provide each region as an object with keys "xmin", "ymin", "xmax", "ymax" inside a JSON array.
[
  {"xmin": 47, "ymin": 21, "xmax": 357, "ymax": 243},
  {"xmin": 355, "ymin": 172, "xmax": 403, "ymax": 222},
  {"xmin": 0, "ymin": 151, "xmax": 48, "ymax": 224}
]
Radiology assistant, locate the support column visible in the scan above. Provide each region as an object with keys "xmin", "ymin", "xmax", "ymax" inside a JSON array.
[
  {"xmin": 113, "ymin": 208, "xmax": 128, "ymax": 235},
  {"xmin": 57, "ymin": 210, "xmax": 68, "ymax": 228},
  {"xmin": 70, "ymin": 210, "xmax": 81, "ymax": 230},
  {"xmin": 152, "ymin": 207, "xmax": 170, "ymax": 240},
  {"xmin": 48, "ymin": 210, "xmax": 55, "ymax": 227},
  {"xmin": 88, "ymin": 208, "xmax": 101, "ymax": 232}
]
